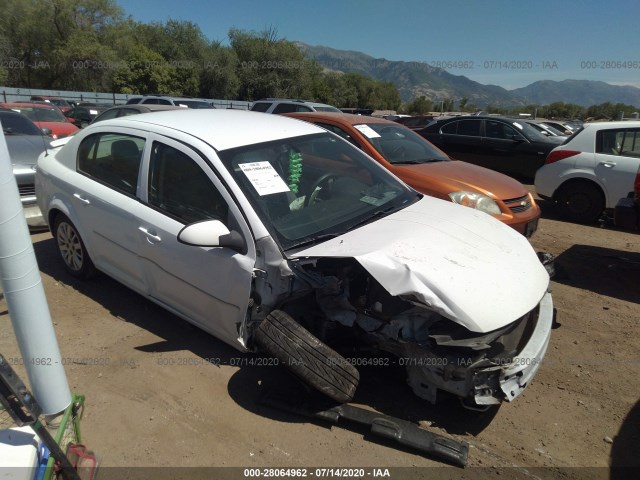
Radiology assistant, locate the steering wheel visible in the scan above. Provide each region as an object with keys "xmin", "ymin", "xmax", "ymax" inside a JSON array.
[
  {"xmin": 390, "ymin": 145, "xmax": 406, "ymax": 160},
  {"xmin": 304, "ymin": 173, "xmax": 339, "ymax": 207}
]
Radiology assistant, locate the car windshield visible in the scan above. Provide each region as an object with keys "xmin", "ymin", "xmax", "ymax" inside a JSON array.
[
  {"xmin": 10, "ymin": 106, "xmax": 67, "ymax": 123},
  {"xmin": 0, "ymin": 112, "xmax": 42, "ymax": 135},
  {"xmin": 175, "ymin": 100, "xmax": 214, "ymax": 109},
  {"xmin": 511, "ymin": 119, "xmax": 550, "ymax": 142},
  {"xmin": 220, "ymin": 132, "xmax": 419, "ymax": 250},
  {"xmin": 313, "ymin": 105, "xmax": 341, "ymax": 113},
  {"xmin": 356, "ymin": 123, "xmax": 450, "ymax": 164},
  {"xmin": 49, "ymin": 99, "xmax": 70, "ymax": 108}
]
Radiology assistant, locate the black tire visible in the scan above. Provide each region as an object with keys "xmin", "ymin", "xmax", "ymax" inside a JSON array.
[
  {"xmin": 254, "ymin": 310, "xmax": 359, "ymax": 403},
  {"xmin": 53, "ymin": 214, "xmax": 97, "ymax": 279},
  {"xmin": 556, "ymin": 181, "xmax": 604, "ymax": 223}
]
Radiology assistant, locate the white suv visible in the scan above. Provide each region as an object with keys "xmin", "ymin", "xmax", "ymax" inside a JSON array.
[
  {"xmin": 125, "ymin": 96, "xmax": 214, "ymax": 109},
  {"xmin": 250, "ymin": 98, "xmax": 341, "ymax": 114},
  {"xmin": 535, "ymin": 121, "xmax": 640, "ymax": 222}
]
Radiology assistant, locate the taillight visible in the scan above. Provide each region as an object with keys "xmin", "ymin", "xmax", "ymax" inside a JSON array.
[{"xmin": 545, "ymin": 150, "xmax": 580, "ymax": 164}]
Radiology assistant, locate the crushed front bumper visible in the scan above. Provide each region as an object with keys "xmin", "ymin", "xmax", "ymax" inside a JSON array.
[
  {"xmin": 475, "ymin": 292, "xmax": 554, "ymax": 405},
  {"xmin": 404, "ymin": 292, "xmax": 554, "ymax": 406}
]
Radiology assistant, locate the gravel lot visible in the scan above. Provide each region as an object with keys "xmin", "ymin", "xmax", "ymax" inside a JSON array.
[{"xmin": 1, "ymin": 196, "xmax": 639, "ymax": 480}]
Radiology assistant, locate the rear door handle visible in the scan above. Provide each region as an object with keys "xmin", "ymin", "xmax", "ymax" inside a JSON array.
[
  {"xmin": 73, "ymin": 193, "xmax": 90, "ymax": 205},
  {"xmin": 599, "ymin": 161, "xmax": 616, "ymax": 168}
]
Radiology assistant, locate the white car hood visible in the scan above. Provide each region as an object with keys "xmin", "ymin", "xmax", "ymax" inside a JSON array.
[{"xmin": 291, "ymin": 196, "xmax": 549, "ymax": 333}]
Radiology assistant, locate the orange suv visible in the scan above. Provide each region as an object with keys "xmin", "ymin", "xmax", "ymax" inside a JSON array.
[{"xmin": 284, "ymin": 112, "xmax": 540, "ymax": 237}]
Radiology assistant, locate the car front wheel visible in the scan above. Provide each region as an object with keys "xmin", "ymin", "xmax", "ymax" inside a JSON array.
[
  {"xmin": 254, "ymin": 310, "xmax": 359, "ymax": 403},
  {"xmin": 53, "ymin": 214, "xmax": 96, "ymax": 279}
]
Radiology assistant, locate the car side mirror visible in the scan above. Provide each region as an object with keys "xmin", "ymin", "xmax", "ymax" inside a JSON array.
[
  {"xmin": 177, "ymin": 219, "xmax": 245, "ymax": 252},
  {"xmin": 41, "ymin": 127, "xmax": 52, "ymax": 136}
]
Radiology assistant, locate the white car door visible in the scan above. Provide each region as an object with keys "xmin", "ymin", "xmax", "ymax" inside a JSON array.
[
  {"xmin": 72, "ymin": 130, "xmax": 149, "ymax": 293},
  {"xmin": 594, "ymin": 127, "xmax": 640, "ymax": 207},
  {"xmin": 134, "ymin": 135, "xmax": 256, "ymax": 350}
]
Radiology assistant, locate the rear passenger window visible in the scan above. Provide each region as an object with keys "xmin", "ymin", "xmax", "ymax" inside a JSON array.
[
  {"xmin": 272, "ymin": 103, "xmax": 312, "ymax": 114},
  {"xmin": 597, "ymin": 129, "xmax": 640, "ymax": 157},
  {"xmin": 457, "ymin": 119, "xmax": 481, "ymax": 136},
  {"xmin": 251, "ymin": 102, "xmax": 272, "ymax": 112},
  {"xmin": 441, "ymin": 122, "xmax": 457, "ymax": 134},
  {"xmin": 148, "ymin": 142, "xmax": 229, "ymax": 224},
  {"xmin": 77, "ymin": 133, "xmax": 145, "ymax": 195}
]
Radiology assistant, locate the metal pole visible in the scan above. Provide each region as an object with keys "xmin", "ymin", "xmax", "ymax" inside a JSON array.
[{"xmin": 0, "ymin": 121, "xmax": 71, "ymax": 416}]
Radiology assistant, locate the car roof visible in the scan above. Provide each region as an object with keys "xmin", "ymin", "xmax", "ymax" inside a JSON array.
[
  {"xmin": 105, "ymin": 104, "xmax": 184, "ymax": 113},
  {"xmin": 580, "ymin": 120, "xmax": 640, "ymax": 129},
  {"xmin": 282, "ymin": 111, "xmax": 397, "ymax": 126},
  {"xmin": 1, "ymin": 102, "xmax": 57, "ymax": 109},
  {"xmin": 97, "ymin": 109, "xmax": 324, "ymax": 151},
  {"xmin": 254, "ymin": 98, "xmax": 337, "ymax": 108}
]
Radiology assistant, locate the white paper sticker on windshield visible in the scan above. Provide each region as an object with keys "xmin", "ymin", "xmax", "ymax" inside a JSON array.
[
  {"xmin": 239, "ymin": 161, "xmax": 290, "ymax": 196},
  {"xmin": 354, "ymin": 124, "xmax": 381, "ymax": 139}
]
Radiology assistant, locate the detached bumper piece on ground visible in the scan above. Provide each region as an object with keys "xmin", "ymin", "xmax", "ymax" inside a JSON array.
[{"xmin": 260, "ymin": 389, "xmax": 469, "ymax": 467}]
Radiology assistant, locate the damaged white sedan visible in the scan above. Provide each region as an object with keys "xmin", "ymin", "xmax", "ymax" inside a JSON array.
[{"xmin": 36, "ymin": 109, "xmax": 553, "ymax": 409}]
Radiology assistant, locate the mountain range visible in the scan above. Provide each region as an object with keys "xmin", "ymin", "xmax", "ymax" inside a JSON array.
[{"xmin": 298, "ymin": 43, "xmax": 640, "ymax": 108}]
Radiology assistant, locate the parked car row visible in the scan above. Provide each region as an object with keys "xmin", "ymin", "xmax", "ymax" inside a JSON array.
[
  {"xmin": 282, "ymin": 111, "xmax": 540, "ymax": 237},
  {"xmin": 34, "ymin": 108, "xmax": 554, "ymax": 410},
  {"xmin": 0, "ymin": 109, "xmax": 51, "ymax": 228},
  {"xmin": 0, "ymin": 102, "xmax": 79, "ymax": 139},
  {"xmin": 5, "ymin": 94, "xmax": 639, "ymax": 231}
]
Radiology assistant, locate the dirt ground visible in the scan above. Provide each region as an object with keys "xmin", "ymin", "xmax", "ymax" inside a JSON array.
[{"xmin": 1, "ymin": 195, "xmax": 639, "ymax": 480}]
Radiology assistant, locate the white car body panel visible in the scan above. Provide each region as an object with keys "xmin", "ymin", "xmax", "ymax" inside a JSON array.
[
  {"xmin": 535, "ymin": 121, "xmax": 640, "ymax": 208},
  {"xmin": 292, "ymin": 196, "xmax": 549, "ymax": 333}
]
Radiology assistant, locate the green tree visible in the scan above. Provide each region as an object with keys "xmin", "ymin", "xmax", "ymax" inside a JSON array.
[
  {"xmin": 405, "ymin": 96, "xmax": 433, "ymax": 115},
  {"xmin": 229, "ymin": 27, "xmax": 318, "ymax": 100},
  {"xmin": 111, "ymin": 43, "xmax": 178, "ymax": 95},
  {"xmin": 442, "ymin": 97, "xmax": 455, "ymax": 112},
  {"xmin": 131, "ymin": 20, "xmax": 209, "ymax": 96},
  {"xmin": 200, "ymin": 42, "xmax": 240, "ymax": 100},
  {"xmin": 0, "ymin": 33, "xmax": 9, "ymax": 84},
  {"xmin": 317, "ymin": 72, "xmax": 358, "ymax": 107},
  {"xmin": 0, "ymin": 0, "xmax": 123, "ymax": 88}
]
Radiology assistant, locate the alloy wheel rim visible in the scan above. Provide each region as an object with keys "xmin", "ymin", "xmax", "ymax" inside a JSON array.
[{"xmin": 57, "ymin": 222, "xmax": 83, "ymax": 271}]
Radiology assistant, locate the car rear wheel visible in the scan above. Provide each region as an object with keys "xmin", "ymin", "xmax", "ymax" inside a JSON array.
[
  {"xmin": 53, "ymin": 214, "xmax": 96, "ymax": 279},
  {"xmin": 254, "ymin": 310, "xmax": 359, "ymax": 404},
  {"xmin": 556, "ymin": 182, "xmax": 604, "ymax": 223}
]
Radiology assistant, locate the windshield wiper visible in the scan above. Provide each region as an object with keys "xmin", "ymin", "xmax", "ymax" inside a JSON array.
[
  {"xmin": 285, "ymin": 233, "xmax": 344, "ymax": 251},
  {"xmin": 392, "ymin": 158, "xmax": 446, "ymax": 165},
  {"xmin": 346, "ymin": 203, "xmax": 404, "ymax": 231}
]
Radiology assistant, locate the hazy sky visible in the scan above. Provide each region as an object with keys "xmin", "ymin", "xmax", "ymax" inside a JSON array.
[{"xmin": 118, "ymin": 0, "xmax": 640, "ymax": 89}]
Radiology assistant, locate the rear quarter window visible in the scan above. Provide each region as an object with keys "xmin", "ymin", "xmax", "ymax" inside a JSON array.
[
  {"xmin": 251, "ymin": 102, "xmax": 272, "ymax": 112},
  {"xmin": 77, "ymin": 133, "xmax": 145, "ymax": 195}
]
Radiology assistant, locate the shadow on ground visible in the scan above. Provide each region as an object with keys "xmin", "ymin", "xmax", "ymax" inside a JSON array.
[
  {"xmin": 551, "ymin": 244, "xmax": 640, "ymax": 303},
  {"xmin": 610, "ymin": 398, "xmax": 640, "ymax": 479}
]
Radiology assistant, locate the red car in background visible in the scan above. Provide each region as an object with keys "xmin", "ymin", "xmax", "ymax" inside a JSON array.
[
  {"xmin": 1, "ymin": 102, "xmax": 78, "ymax": 139},
  {"xmin": 30, "ymin": 95, "xmax": 73, "ymax": 113}
]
